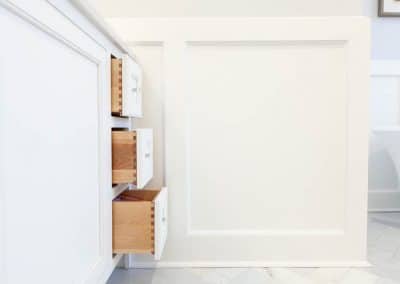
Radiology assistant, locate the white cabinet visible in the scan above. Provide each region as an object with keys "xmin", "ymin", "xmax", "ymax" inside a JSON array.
[
  {"xmin": 0, "ymin": 1, "xmax": 111, "ymax": 283},
  {"xmin": 0, "ymin": 1, "xmax": 164, "ymax": 283}
]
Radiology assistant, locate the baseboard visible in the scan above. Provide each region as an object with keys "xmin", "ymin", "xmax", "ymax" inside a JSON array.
[
  {"xmin": 126, "ymin": 256, "xmax": 370, "ymax": 268},
  {"xmin": 368, "ymin": 189, "xmax": 400, "ymax": 212}
]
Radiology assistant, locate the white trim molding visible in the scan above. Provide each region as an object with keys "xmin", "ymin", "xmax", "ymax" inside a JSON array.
[
  {"xmin": 126, "ymin": 259, "xmax": 371, "ymax": 268},
  {"xmin": 369, "ymin": 189, "xmax": 400, "ymax": 212}
]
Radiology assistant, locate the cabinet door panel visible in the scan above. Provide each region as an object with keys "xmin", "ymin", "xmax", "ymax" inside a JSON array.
[{"xmin": 0, "ymin": 3, "xmax": 108, "ymax": 283}]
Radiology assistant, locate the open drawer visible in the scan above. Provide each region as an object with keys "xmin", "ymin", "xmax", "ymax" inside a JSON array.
[
  {"xmin": 112, "ymin": 129, "xmax": 153, "ymax": 188},
  {"xmin": 112, "ymin": 188, "xmax": 168, "ymax": 260},
  {"xmin": 111, "ymin": 55, "xmax": 143, "ymax": 117}
]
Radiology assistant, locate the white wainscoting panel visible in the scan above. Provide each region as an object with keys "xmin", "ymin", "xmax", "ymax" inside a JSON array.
[
  {"xmin": 186, "ymin": 41, "xmax": 347, "ymax": 233},
  {"xmin": 108, "ymin": 18, "xmax": 369, "ymax": 266},
  {"xmin": 369, "ymin": 60, "xmax": 400, "ymax": 212}
]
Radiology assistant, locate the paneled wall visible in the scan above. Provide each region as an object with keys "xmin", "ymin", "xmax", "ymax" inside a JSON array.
[
  {"xmin": 362, "ymin": 0, "xmax": 400, "ymax": 211},
  {"xmin": 109, "ymin": 17, "xmax": 369, "ymax": 266}
]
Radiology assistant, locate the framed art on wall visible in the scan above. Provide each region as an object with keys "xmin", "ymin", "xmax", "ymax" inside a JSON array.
[{"xmin": 379, "ymin": 0, "xmax": 400, "ymax": 16}]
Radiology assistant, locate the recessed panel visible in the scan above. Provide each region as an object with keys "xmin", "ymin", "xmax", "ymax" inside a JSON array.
[{"xmin": 186, "ymin": 42, "xmax": 347, "ymax": 232}]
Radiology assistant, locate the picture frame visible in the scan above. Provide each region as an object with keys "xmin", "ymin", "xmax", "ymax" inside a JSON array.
[{"xmin": 379, "ymin": 0, "xmax": 400, "ymax": 17}]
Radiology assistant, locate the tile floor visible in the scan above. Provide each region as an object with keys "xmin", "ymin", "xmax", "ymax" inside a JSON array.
[{"xmin": 107, "ymin": 213, "xmax": 400, "ymax": 284}]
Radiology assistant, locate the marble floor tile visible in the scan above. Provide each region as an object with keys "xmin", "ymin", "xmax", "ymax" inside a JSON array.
[
  {"xmin": 267, "ymin": 268, "xmax": 318, "ymax": 284},
  {"xmin": 228, "ymin": 268, "xmax": 275, "ymax": 284},
  {"xmin": 107, "ymin": 268, "xmax": 210, "ymax": 284},
  {"xmin": 188, "ymin": 267, "xmax": 249, "ymax": 284},
  {"xmin": 338, "ymin": 269, "xmax": 379, "ymax": 284},
  {"xmin": 376, "ymin": 278, "xmax": 400, "ymax": 284},
  {"xmin": 288, "ymin": 267, "xmax": 318, "ymax": 278},
  {"xmin": 308, "ymin": 267, "xmax": 349, "ymax": 283}
]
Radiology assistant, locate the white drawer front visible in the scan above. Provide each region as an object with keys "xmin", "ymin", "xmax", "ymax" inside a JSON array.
[
  {"xmin": 136, "ymin": 128, "xmax": 154, "ymax": 188},
  {"xmin": 154, "ymin": 187, "xmax": 168, "ymax": 260},
  {"xmin": 122, "ymin": 54, "xmax": 143, "ymax": 117}
]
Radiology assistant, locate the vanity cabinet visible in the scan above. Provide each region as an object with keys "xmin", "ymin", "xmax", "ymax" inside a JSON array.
[
  {"xmin": 0, "ymin": 1, "xmax": 166, "ymax": 282},
  {"xmin": 111, "ymin": 55, "xmax": 143, "ymax": 117},
  {"xmin": 112, "ymin": 129, "xmax": 153, "ymax": 188},
  {"xmin": 113, "ymin": 188, "xmax": 168, "ymax": 260}
]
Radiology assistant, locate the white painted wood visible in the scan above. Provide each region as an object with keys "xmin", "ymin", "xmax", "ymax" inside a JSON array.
[
  {"xmin": 369, "ymin": 60, "xmax": 400, "ymax": 212},
  {"xmin": 0, "ymin": 1, "xmax": 131, "ymax": 283},
  {"xmin": 122, "ymin": 54, "xmax": 143, "ymax": 117},
  {"xmin": 68, "ymin": 0, "xmax": 137, "ymax": 60},
  {"xmin": 0, "ymin": 3, "xmax": 104, "ymax": 283},
  {"xmin": 108, "ymin": 17, "xmax": 370, "ymax": 266},
  {"xmin": 127, "ymin": 260, "xmax": 370, "ymax": 268},
  {"xmin": 135, "ymin": 129, "xmax": 154, "ymax": 189},
  {"xmin": 154, "ymin": 187, "xmax": 168, "ymax": 260},
  {"xmin": 110, "ymin": 116, "xmax": 131, "ymax": 129}
]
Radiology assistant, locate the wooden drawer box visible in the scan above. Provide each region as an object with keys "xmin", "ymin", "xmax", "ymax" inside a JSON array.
[
  {"xmin": 112, "ymin": 129, "xmax": 153, "ymax": 188},
  {"xmin": 111, "ymin": 57, "xmax": 122, "ymax": 115},
  {"xmin": 113, "ymin": 188, "xmax": 168, "ymax": 260},
  {"xmin": 111, "ymin": 55, "xmax": 142, "ymax": 117}
]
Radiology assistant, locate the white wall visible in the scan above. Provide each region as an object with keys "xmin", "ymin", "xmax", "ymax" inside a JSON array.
[
  {"xmin": 363, "ymin": 0, "xmax": 400, "ymax": 210},
  {"xmin": 89, "ymin": 0, "xmax": 366, "ymax": 193},
  {"xmin": 89, "ymin": 0, "xmax": 362, "ymax": 17},
  {"xmin": 369, "ymin": 61, "xmax": 400, "ymax": 210},
  {"xmin": 364, "ymin": 0, "xmax": 400, "ymax": 60},
  {"xmin": 370, "ymin": 74, "xmax": 399, "ymax": 191}
]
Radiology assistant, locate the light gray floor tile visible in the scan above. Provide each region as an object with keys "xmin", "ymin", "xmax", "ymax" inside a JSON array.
[
  {"xmin": 267, "ymin": 268, "xmax": 317, "ymax": 284},
  {"xmin": 228, "ymin": 268, "xmax": 275, "ymax": 284},
  {"xmin": 108, "ymin": 268, "xmax": 210, "ymax": 284},
  {"xmin": 308, "ymin": 267, "xmax": 349, "ymax": 283},
  {"xmin": 188, "ymin": 268, "xmax": 248, "ymax": 284},
  {"xmin": 338, "ymin": 269, "xmax": 379, "ymax": 284}
]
